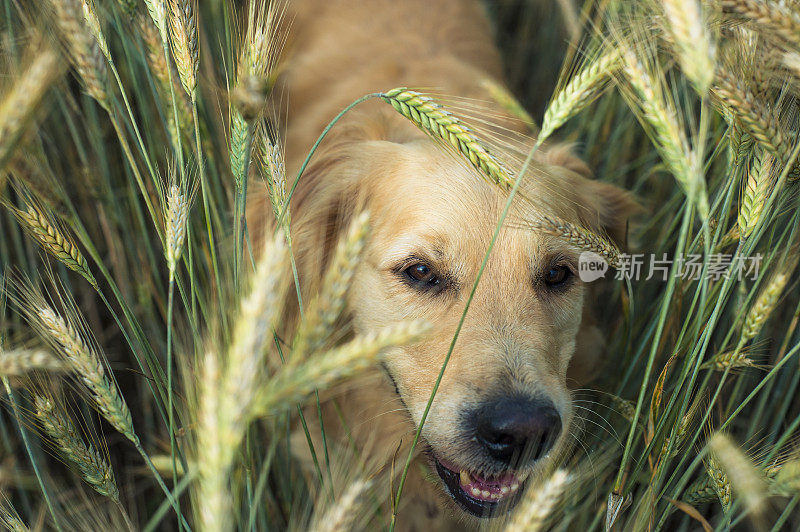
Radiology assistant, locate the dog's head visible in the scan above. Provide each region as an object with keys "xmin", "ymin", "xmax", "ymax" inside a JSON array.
[{"xmin": 289, "ymin": 126, "xmax": 635, "ymax": 518}]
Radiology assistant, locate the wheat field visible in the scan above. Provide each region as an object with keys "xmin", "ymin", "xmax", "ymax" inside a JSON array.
[{"xmin": 1, "ymin": 0, "xmax": 800, "ymax": 530}]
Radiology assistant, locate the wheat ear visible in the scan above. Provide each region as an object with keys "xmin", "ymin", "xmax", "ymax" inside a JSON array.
[
  {"xmin": 230, "ymin": 109, "xmax": 249, "ymax": 191},
  {"xmin": 712, "ymin": 69, "xmax": 799, "ymax": 180},
  {"xmin": 314, "ymin": 480, "xmax": 371, "ymax": 532},
  {"xmin": 741, "ymin": 268, "xmax": 792, "ymax": 343},
  {"xmin": 738, "ymin": 149, "xmax": 774, "ymax": 239},
  {"xmin": 540, "ymin": 48, "xmax": 622, "ymax": 140},
  {"xmin": 195, "ymin": 232, "xmax": 287, "ymax": 532},
  {"xmin": 292, "ymin": 212, "xmax": 370, "ymax": 361},
  {"xmin": 144, "ymin": 0, "xmax": 169, "ymax": 44},
  {"xmin": 382, "ymin": 88, "xmax": 514, "ymax": 189},
  {"xmin": 661, "ymin": 0, "xmax": 715, "ymax": 92},
  {"xmin": 50, "ymin": 0, "xmax": 109, "ymax": 109},
  {"xmin": 701, "ymin": 350, "xmax": 757, "ymax": 371},
  {"xmin": 708, "ymin": 433, "xmax": 767, "ymax": 515},
  {"xmin": 718, "ymin": 0, "xmax": 800, "ymax": 47},
  {"xmin": 258, "ymin": 131, "xmax": 289, "ymax": 227},
  {"xmin": 0, "ymin": 349, "xmax": 65, "ymax": 375},
  {"xmin": 622, "ymin": 48, "xmax": 709, "ymax": 217},
  {"xmin": 79, "ymin": 0, "xmax": 110, "ymax": 61},
  {"xmin": 0, "ymin": 45, "xmax": 61, "ymax": 170},
  {"xmin": 140, "ymin": 16, "xmax": 190, "ymax": 145},
  {"xmin": 34, "ymin": 305, "xmax": 135, "ymax": 442},
  {"xmin": 164, "ymin": 180, "xmax": 191, "ymax": 275},
  {"xmin": 167, "ymin": 0, "xmax": 198, "ymax": 97},
  {"xmin": 771, "ymin": 460, "xmax": 800, "ymax": 496},
  {"xmin": 683, "ymin": 475, "xmax": 719, "ymax": 505},
  {"xmin": 13, "ymin": 204, "xmax": 97, "ymax": 288},
  {"xmin": 504, "ymin": 470, "xmax": 570, "ymax": 532},
  {"xmin": 0, "ymin": 497, "xmax": 28, "ymax": 532},
  {"xmin": 704, "ymin": 453, "xmax": 733, "ymax": 513},
  {"xmin": 34, "ymin": 396, "xmax": 119, "ymax": 501},
  {"xmin": 255, "ymin": 320, "xmax": 430, "ymax": 415},
  {"xmin": 534, "ymin": 215, "xmax": 621, "ymax": 268}
]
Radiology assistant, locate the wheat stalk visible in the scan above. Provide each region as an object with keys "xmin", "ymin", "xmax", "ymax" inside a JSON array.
[
  {"xmin": 540, "ymin": 48, "xmax": 622, "ymax": 140},
  {"xmin": 291, "ymin": 212, "xmax": 370, "ymax": 361},
  {"xmin": 167, "ymin": 0, "xmax": 198, "ymax": 97},
  {"xmin": 718, "ymin": 0, "xmax": 800, "ymax": 47},
  {"xmin": 382, "ymin": 88, "xmax": 514, "ymax": 190},
  {"xmin": 534, "ymin": 215, "xmax": 622, "ymax": 268},
  {"xmin": 34, "ymin": 305, "xmax": 135, "ymax": 442},
  {"xmin": 0, "ymin": 349, "xmax": 65, "ymax": 375},
  {"xmin": 34, "ymin": 395, "xmax": 119, "ymax": 501},
  {"xmin": 504, "ymin": 469, "xmax": 570, "ymax": 532},
  {"xmin": 0, "ymin": 44, "xmax": 61, "ymax": 171},
  {"xmin": 13, "ymin": 204, "xmax": 98, "ymax": 288},
  {"xmin": 662, "ymin": 0, "xmax": 715, "ymax": 92},
  {"xmin": 50, "ymin": 0, "xmax": 110, "ymax": 109}
]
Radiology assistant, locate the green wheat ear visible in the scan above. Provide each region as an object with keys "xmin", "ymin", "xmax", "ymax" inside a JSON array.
[{"xmin": 381, "ymin": 88, "xmax": 515, "ymax": 190}]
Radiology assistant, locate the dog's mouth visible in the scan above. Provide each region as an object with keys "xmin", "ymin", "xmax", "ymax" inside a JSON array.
[{"xmin": 431, "ymin": 454, "xmax": 526, "ymax": 517}]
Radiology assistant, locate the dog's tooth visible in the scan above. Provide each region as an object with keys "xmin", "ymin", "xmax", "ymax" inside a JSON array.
[
  {"xmin": 490, "ymin": 493, "xmax": 499, "ymax": 500},
  {"xmin": 471, "ymin": 487, "xmax": 481, "ymax": 497},
  {"xmin": 459, "ymin": 470, "xmax": 471, "ymax": 486},
  {"xmin": 500, "ymin": 486, "xmax": 509, "ymax": 494},
  {"xmin": 481, "ymin": 490, "xmax": 491, "ymax": 499}
]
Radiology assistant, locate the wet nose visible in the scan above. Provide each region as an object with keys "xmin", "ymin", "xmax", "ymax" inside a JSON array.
[{"xmin": 474, "ymin": 397, "xmax": 562, "ymax": 465}]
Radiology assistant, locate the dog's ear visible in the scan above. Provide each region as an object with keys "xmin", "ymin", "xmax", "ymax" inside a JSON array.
[
  {"xmin": 578, "ymin": 179, "xmax": 640, "ymax": 250},
  {"xmin": 544, "ymin": 143, "xmax": 640, "ymax": 249},
  {"xmin": 288, "ymin": 138, "xmax": 371, "ymax": 298}
]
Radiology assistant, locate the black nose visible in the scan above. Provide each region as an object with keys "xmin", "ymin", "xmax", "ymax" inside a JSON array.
[{"xmin": 474, "ymin": 397, "xmax": 562, "ymax": 465}]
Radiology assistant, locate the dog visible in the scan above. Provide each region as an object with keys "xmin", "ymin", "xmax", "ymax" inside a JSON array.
[{"xmin": 248, "ymin": 0, "xmax": 637, "ymax": 529}]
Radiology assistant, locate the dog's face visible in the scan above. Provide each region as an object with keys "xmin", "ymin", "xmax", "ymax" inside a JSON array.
[{"xmin": 293, "ymin": 136, "xmax": 633, "ymax": 519}]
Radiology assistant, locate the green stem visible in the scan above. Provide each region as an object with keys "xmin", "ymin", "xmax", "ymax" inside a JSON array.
[
  {"xmin": 191, "ymin": 94, "xmax": 226, "ymax": 333},
  {"xmin": 134, "ymin": 439, "xmax": 191, "ymax": 531},
  {"xmin": 166, "ymin": 273, "xmax": 181, "ymax": 531}
]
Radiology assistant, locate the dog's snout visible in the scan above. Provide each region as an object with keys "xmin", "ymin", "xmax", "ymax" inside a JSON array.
[{"xmin": 474, "ymin": 397, "xmax": 561, "ymax": 465}]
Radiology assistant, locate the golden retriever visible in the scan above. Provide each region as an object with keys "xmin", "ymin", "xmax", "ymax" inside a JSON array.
[{"xmin": 248, "ymin": 0, "xmax": 636, "ymax": 528}]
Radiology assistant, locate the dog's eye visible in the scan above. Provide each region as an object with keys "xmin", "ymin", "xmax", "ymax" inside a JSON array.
[
  {"xmin": 544, "ymin": 265, "xmax": 570, "ymax": 287},
  {"xmin": 403, "ymin": 262, "xmax": 440, "ymax": 288}
]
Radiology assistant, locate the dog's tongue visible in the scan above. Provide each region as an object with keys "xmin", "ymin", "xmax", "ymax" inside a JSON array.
[{"xmin": 441, "ymin": 459, "xmax": 521, "ymax": 502}]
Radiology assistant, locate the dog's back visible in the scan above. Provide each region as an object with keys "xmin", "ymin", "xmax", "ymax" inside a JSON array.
[{"xmin": 279, "ymin": 0, "xmax": 508, "ymax": 168}]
